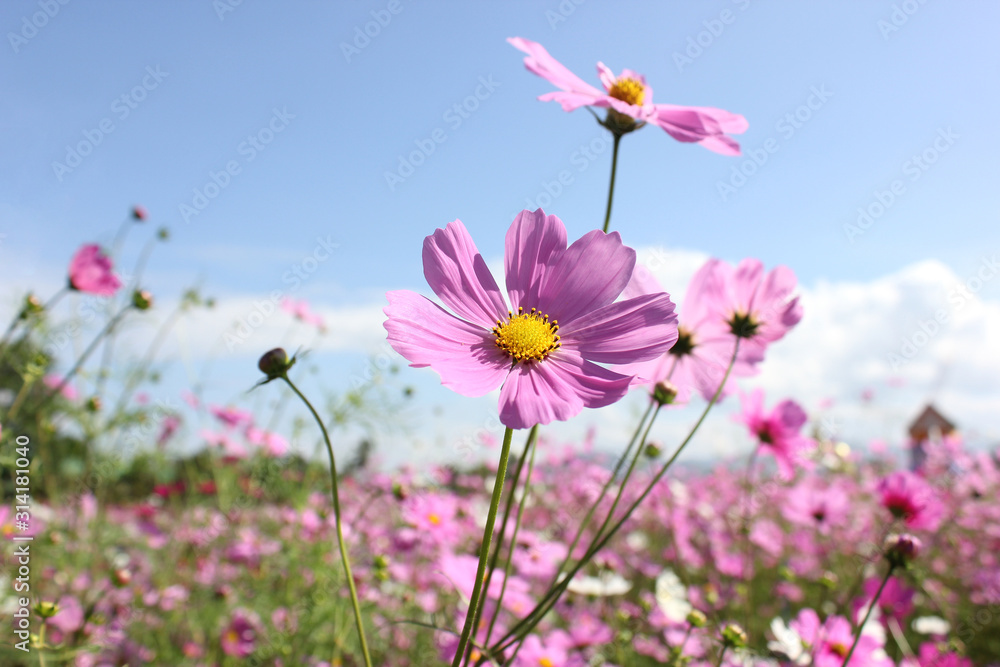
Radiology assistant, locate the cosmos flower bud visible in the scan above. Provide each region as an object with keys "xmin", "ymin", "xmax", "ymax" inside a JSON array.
[
  {"xmin": 20, "ymin": 294, "xmax": 44, "ymax": 319},
  {"xmin": 686, "ymin": 609, "xmax": 707, "ymax": 628},
  {"xmin": 131, "ymin": 205, "xmax": 147, "ymax": 221},
  {"xmin": 132, "ymin": 289, "xmax": 154, "ymax": 311},
  {"xmin": 392, "ymin": 482, "xmax": 407, "ymax": 500},
  {"xmin": 258, "ymin": 348, "xmax": 294, "ymax": 380},
  {"xmin": 721, "ymin": 623, "xmax": 748, "ymax": 649},
  {"xmin": 652, "ymin": 381, "xmax": 678, "ymax": 406},
  {"xmin": 884, "ymin": 533, "xmax": 921, "ymax": 569},
  {"xmin": 644, "ymin": 442, "xmax": 662, "ymax": 458},
  {"xmin": 86, "ymin": 396, "xmax": 102, "ymax": 412},
  {"xmin": 34, "ymin": 601, "xmax": 59, "ymax": 618},
  {"xmin": 157, "ymin": 227, "xmax": 170, "ymax": 241}
]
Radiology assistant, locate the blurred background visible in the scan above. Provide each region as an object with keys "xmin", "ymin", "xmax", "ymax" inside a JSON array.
[{"xmin": 2, "ymin": 1, "xmax": 998, "ymax": 468}]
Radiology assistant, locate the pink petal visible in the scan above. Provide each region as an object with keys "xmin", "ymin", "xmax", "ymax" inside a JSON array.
[
  {"xmin": 595, "ymin": 62, "xmax": 616, "ymax": 91},
  {"xmin": 538, "ymin": 230, "xmax": 635, "ymax": 327},
  {"xmin": 508, "ymin": 37, "xmax": 604, "ymax": 100},
  {"xmin": 422, "ymin": 220, "xmax": 508, "ymax": 330},
  {"xmin": 537, "ymin": 90, "xmax": 606, "ymax": 112},
  {"xmin": 384, "ymin": 290, "xmax": 510, "ymax": 397},
  {"xmin": 498, "ymin": 351, "xmax": 632, "ymax": 429},
  {"xmin": 563, "ymin": 293, "xmax": 678, "ymax": 364},
  {"xmin": 504, "ymin": 209, "xmax": 567, "ymax": 313},
  {"xmin": 623, "ymin": 265, "xmax": 665, "ymax": 300},
  {"xmin": 648, "ymin": 105, "xmax": 747, "ymax": 155},
  {"xmin": 731, "ymin": 258, "xmax": 765, "ymax": 314}
]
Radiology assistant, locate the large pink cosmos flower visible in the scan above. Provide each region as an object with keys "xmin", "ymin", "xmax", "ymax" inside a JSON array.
[
  {"xmin": 790, "ymin": 608, "xmax": 892, "ymax": 667},
  {"xmin": 615, "ymin": 263, "xmax": 756, "ymax": 404},
  {"xmin": 694, "ymin": 258, "xmax": 803, "ymax": 368},
  {"xmin": 737, "ymin": 389, "xmax": 814, "ymax": 479},
  {"xmin": 68, "ymin": 244, "xmax": 122, "ymax": 296},
  {"xmin": 508, "ymin": 37, "xmax": 747, "ymax": 154},
  {"xmin": 384, "ymin": 209, "xmax": 678, "ymax": 429}
]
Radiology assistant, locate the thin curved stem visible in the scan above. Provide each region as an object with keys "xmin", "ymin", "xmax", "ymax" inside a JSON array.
[
  {"xmin": 492, "ymin": 340, "xmax": 740, "ymax": 655},
  {"xmin": 840, "ymin": 565, "xmax": 894, "ymax": 667},
  {"xmin": 552, "ymin": 399, "xmax": 654, "ymax": 585},
  {"xmin": 454, "ymin": 426, "xmax": 514, "ymax": 667},
  {"xmin": 281, "ymin": 376, "xmax": 373, "ymax": 667},
  {"xmin": 602, "ymin": 134, "xmax": 622, "ymax": 234}
]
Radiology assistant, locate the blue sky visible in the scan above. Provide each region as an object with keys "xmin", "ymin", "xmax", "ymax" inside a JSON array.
[{"xmin": 3, "ymin": 1, "xmax": 998, "ymax": 465}]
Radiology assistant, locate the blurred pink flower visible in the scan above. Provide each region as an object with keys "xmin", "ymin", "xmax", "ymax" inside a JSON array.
[
  {"xmin": 737, "ymin": 389, "xmax": 814, "ymax": 479},
  {"xmin": 384, "ymin": 209, "xmax": 677, "ymax": 429},
  {"xmin": 695, "ymin": 258, "xmax": 803, "ymax": 368},
  {"xmin": 878, "ymin": 471, "xmax": 944, "ymax": 531},
  {"xmin": 210, "ymin": 405, "xmax": 254, "ymax": 429},
  {"xmin": 281, "ymin": 296, "xmax": 326, "ymax": 331},
  {"xmin": 790, "ymin": 608, "xmax": 891, "ymax": 667},
  {"xmin": 615, "ymin": 264, "xmax": 753, "ymax": 404},
  {"xmin": 509, "ymin": 37, "xmax": 748, "ymax": 154},
  {"xmin": 131, "ymin": 205, "xmax": 147, "ymax": 221},
  {"xmin": 221, "ymin": 608, "xmax": 262, "ymax": 658},
  {"xmin": 68, "ymin": 244, "xmax": 122, "ymax": 296},
  {"xmin": 43, "ymin": 375, "xmax": 79, "ymax": 401}
]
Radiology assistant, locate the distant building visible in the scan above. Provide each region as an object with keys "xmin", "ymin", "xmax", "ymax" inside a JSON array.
[{"xmin": 908, "ymin": 404, "xmax": 956, "ymax": 470}]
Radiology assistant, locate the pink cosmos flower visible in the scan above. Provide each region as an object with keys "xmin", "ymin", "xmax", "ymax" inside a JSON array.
[
  {"xmin": 43, "ymin": 375, "xmax": 79, "ymax": 401},
  {"xmin": 281, "ymin": 296, "xmax": 327, "ymax": 331},
  {"xmin": 737, "ymin": 389, "xmax": 814, "ymax": 479},
  {"xmin": 877, "ymin": 471, "xmax": 944, "ymax": 531},
  {"xmin": 509, "ymin": 37, "xmax": 747, "ymax": 154},
  {"xmin": 790, "ymin": 608, "xmax": 891, "ymax": 667},
  {"xmin": 615, "ymin": 264, "xmax": 755, "ymax": 404},
  {"xmin": 131, "ymin": 205, "xmax": 147, "ymax": 221},
  {"xmin": 384, "ymin": 209, "xmax": 678, "ymax": 429},
  {"xmin": 68, "ymin": 244, "xmax": 122, "ymax": 296},
  {"xmin": 694, "ymin": 258, "xmax": 803, "ymax": 368},
  {"xmin": 210, "ymin": 404, "xmax": 254, "ymax": 429},
  {"xmin": 220, "ymin": 608, "xmax": 262, "ymax": 658}
]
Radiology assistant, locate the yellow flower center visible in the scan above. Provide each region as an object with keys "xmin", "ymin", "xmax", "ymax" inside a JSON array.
[
  {"xmin": 427, "ymin": 513, "xmax": 441, "ymax": 525},
  {"xmin": 830, "ymin": 642, "xmax": 848, "ymax": 658},
  {"xmin": 539, "ymin": 658, "xmax": 555, "ymax": 667},
  {"xmin": 493, "ymin": 307, "xmax": 560, "ymax": 363},
  {"xmin": 608, "ymin": 77, "xmax": 645, "ymax": 106}
]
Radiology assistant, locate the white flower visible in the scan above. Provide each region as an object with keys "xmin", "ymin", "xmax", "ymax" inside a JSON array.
[
  {"xmin": 912, "ymin": 615, "xmax": 951, "ymax": 635},
  {"xmin": 566, "ymin": 571, "xmax": 631, "ymax": 597},
  {"xmin": 767, "ymin": 617, "xmax": 808, "ymax": 666},
  {"xmin": 654, "ymin": 569, "xmax": 692, "ymax": 623}
]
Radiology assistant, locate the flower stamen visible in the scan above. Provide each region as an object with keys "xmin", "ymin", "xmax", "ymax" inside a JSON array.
[
  {"xmin": 493, "ymin": 307, "xmax": 560, "ymax": 363},
  {"xmin": 608, "ymin": 77, "xmax": 645, "ymax": 106}
]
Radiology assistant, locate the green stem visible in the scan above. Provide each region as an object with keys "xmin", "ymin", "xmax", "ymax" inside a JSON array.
[
  {"xmin": 742, "ymin": 447, "xmax": 758, "ymax": 637},
  {"xmin": 453, "ymin": 426, "xmax": 514, "ymax": 667},
  {"xmin": 552, "ymin": 399, "xmax": 654, "ymax": 585},
  {"xmin": 30, "ymin": 304, "xmax": 133, "ymax": 415},
  {"xmin": 483, "ymin": 426, "xmax": 539, "ymax": 649},
  {"xmin": 281, "ymin": 376, "xmax": 373, "ymax": 667},
  {"xmin": 840, "ymin": 565, "xmax": 894, "ymax": 667},
  {"xmin": 590, "ymin": 402, "xmax": 661, "ymax": 546},
  {"xmin": 602, "ymin": 134, "xmax": 622, "ymax": 234},
  {"xmin": 492, "ymin": 340, "xmax": 740, "ymax": 655},
  {"xmin": 714, "ymin": 646, "xmax": 727, "ymax": 667}
]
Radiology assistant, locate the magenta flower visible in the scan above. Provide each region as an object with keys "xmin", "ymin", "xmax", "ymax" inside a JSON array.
[
  {"xmin": 878, "ymin": 471, "xmax": 944, "ymax": 531},
  {"xmin": 220, "ymin": 608, "xmax": 262, "ymax": 658},
  {"xmin": 694, "ymin": 258, "xmax": 803, "ymax": 367},
  {"xmin": 509, "ymin": 37, "xmax": 747, "ymax": 154},
  {"xmin": 384, "ymin": 209, "xmax": 678, "ymax": 429},
  {"xmin": 737, "ymin": 389, "xmax": 814, "ymax": 479},
  {"xmin": 281, "ymin": 296, "xmax": 327, "ymax": 331},
  {"xmin": 68, "ymin": 244, "xmax": 122, "ymax": 296}
]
